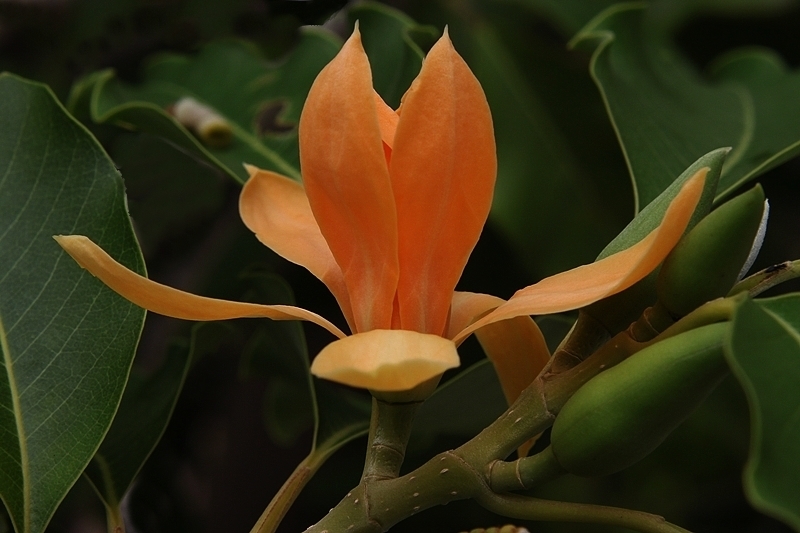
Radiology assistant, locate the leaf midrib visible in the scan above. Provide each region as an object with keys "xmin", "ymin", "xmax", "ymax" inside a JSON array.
[{"xmin": 0, "ymin": 313, "xmax": 30, "ymax": 533}]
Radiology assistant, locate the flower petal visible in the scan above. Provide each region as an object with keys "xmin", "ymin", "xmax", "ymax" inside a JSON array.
[
  {"xmin": 54, "ymin": 235, "xmax": 346, "ymax": 339},
  {"xmin": 447, "ymin": 291, "xmax": 503, "ymax": 341},
  {"xmin": 299, "ymin": 28, "xmax": 399, "ymax": 332},
  {"xmin": 473, "ymin": 316, "xmax": 550, "ymax": 407},
  {"xmin": 453, "ymin": 168, "xmax": 707, "ymax": 345},
  {"xmin": 391, "ymin": 29, "xmax": 496, "ymax": 336},
  {"xmin": 374, "ymin": 90, "xmax": 399, "ymax": 149},
  {"xmin": 239, "ymin": 165, "xmax": 355, "ymax": 331},
  {"xmin": 448, "ymin": 292, "xmax": 550, "ymax": 415},
  {"xmin": 310, "ymin": 329, "xmax": 460, "ymax": 391}
]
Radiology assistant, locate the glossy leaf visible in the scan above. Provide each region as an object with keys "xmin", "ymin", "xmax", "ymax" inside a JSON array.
[
  {"xmin": 727, "ymin": 295, "xmax": 800, "ymax": 531},
  {"xmin": 597, "ymin": 148, "xmax": 725, "ymax": 258},
  {"xmin": 0, "ymin": 74, "xmax": 145, "ymax": 533},
  {"xmin": 68, "ymin": 29, "xmax": 341, "ymax": 184},
  {"xmin": 571, "ymin": 4, "xmax": 744, "ymax": 210},
  {"xmin": 709, "ymin": 48, "xmax": 800, "ymax": 200}
]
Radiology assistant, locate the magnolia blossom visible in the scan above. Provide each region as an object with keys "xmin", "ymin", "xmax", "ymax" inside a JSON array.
[{"xmin": 55, "ymin": 28, "xmax": 705, "ymax": 398}]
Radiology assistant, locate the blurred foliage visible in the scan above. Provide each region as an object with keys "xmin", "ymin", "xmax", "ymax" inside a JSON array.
[{"xmin": 2, "ymin": 0, "xmax": 800, "ymax": 532}]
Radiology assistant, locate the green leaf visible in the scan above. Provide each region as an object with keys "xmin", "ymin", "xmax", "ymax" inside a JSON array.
[
  {"xmin": 727, "ymin": 295, "xmax": 800, "ymax": 531},
  {"xmin": 348, "ymin": 2, "xmax": 439, "ymax": 108},
  {"xmin": 571, "ymin": 3, "xmax": 746, "ymax": 211},
  {"xmin": 709, "ymin": 48, "xmax": 800, "ymax": 200},
  {"xmin": 68, "ymin": 29, "xmax": 341, "ymax": 184},
  {"xmin": 82, "ymin": 322, "xmax": 199, "ymax": 524},
  {"xmin": 597, "ymin": 148, "xmax": 726, "ymax": 258},
  {"xmin": 0, "ymin": 74, "xmax": 145, "ymax": 533}
]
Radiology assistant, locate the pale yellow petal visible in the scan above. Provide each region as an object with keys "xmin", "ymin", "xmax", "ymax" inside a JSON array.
[
  {"xmin": 54, "ymin": 235, "xmax": 346, "ymax": 339},
  {"xmin": 310, "ymin": 329, "xmax": 460, "ymax": 391},
  {"xmin": 239, "ymin": 165, "xmax": 355, "ymax": 330}
]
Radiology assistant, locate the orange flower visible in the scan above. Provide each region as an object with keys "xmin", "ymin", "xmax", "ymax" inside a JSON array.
[{"xmin": 55, "ymin": 28, "xmax": 705, "ymax": 398}]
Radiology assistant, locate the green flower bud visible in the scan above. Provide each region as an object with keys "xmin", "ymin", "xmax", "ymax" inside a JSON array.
[
  {"xmin": 550, "ymin": 323, "xmax": 729, "ymax": 477},
  {"xmin": 657, "ymin": 185, "xmax": 767, "ymax": 317}
]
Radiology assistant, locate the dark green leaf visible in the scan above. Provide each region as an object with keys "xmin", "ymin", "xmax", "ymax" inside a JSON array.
[
  {"xmin": 597, "ymin": 148, "xmax": 726, "ymax": 258},
  {"xmin": 709, "ymin": 48, "xmax": 800, "ymax": 200},
  {"xmin": 571, "ymin": 4, "xmax": 745, "ymax": 211},
  {"xmin": 68, "ymin": 30, "xmax": 341, "ymax": 184},
  {"xmin": 0, "ymin": 74, "xmax": 145, "ymax": 533},
  {"xmin": 82, "ymin": 322, "xmax": 204, "ymax": 520},
  {"xmin": 727, "ymin": 295, "xmax": 800, "ymax": 531}
]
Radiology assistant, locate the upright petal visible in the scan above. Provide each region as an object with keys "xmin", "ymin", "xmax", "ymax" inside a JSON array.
[
  {"xmin": 453, "ymin": 169, "xmax": 706, "ymax": 345},
  {"xmin": 299, "ymin": 28, "xmax": 399, "ymax": 332},
  {"xmin": 239, "ymin": 166, "xmax": 355, "ymax": 331},
  {"xmin": 373, "ymin": 90, "xmax": 399, "ymax": 149},
  {"xmin": 391, "ymin": 30, "xmax": 496, "ymax": 336},
  {"xmin": 55, "ymin": 235, "xmax": 346, "ymax": 339}
]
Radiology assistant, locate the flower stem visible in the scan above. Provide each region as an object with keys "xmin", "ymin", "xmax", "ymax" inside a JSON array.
[
  {"xmin": 249, "ymin": 455, "xmax": 316, "ymax": 533},
  {"xmin": 729, "ymin": 259, "xmax": 800, "ymax": 297},
  {"xmin": 361, "ymin": 397, "xmax": 421, "ymax": 482},
  {"xmin": 488, "ymin": 446, "xmax": 565, "ymax": 492},
  {"xmin": 476, "ymin": 492, "xmax": 694, "ymax": 533},
  {"xmin": 105, "ymin": 506, "xmax": 125, "ymax": 533}
]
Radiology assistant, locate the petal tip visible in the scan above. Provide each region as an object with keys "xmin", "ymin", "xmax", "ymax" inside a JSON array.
[{"xmin": 243, "ymin": 163, "xmax": 261, "ymax": 178}]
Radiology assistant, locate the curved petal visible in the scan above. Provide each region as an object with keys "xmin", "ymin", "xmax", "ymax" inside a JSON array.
[
  {"xmin": 447, "ymin": 291, "xmax": 503, "ymax": 341},
  {"xmin": 239, "ymin": 165, "xmax": 355, "ymax": 331},
  {"xmin": 54, "ymin": 235, "xmax": 346, "ymax": 339},
  {"xmin": 453, "ymin": 169, "xmax": 707, "ymax": 345},
  {"xmin": 391, "ymin": 29, "xmax": 497, "ymax": 336},
  {"xmin": 474, "ymin": 316, "xmax": 550, "ymax": 407},
  {"xmin": 448, "ymin": 292, "xmax": 550, "ymax": 420},
  {"xmin": 310, "ymin": 329, "xmax": 459, "ymax": 391},
  {"xmin": 299, "ymin": 28, "xmax": 399, "ymax": 332}
]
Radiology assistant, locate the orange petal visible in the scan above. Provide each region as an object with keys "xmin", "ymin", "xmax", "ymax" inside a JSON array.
[
  {"xmin": 310, "ymin": 329, "xmax": 459, "ymax": 391},
  {"xmin": 239, "ymin": 165, "xmax": 355, "ymax": 331},
  {"xmin": 447, "ymin": 291, "xmax": 503, "ymax": 341},
  {"xmin": 391, "ymin": 29, "xmax": 496, "ymax": 336},
  {"xmin": 453, "ymin": 169, "xmax": 707, "ymax": 345},
  {"xmin": 473, "ymin": 316, "xmax": 550, "ymax": 407},
  {"xmin": 54, "ymin": 235, "xmax": 346, "ymax": 339},
  {"xmin": 299, "ymin": 28, "xmax": 399, "ymax": 333},
  {"xmin": 373, "ymin": 90, "xmax": 399, "ymax": 149}
]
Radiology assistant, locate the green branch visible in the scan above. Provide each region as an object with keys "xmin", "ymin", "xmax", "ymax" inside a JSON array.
[{"xmin": 476, "ymin": 493, "xmax": 694, "ymax": 533}]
